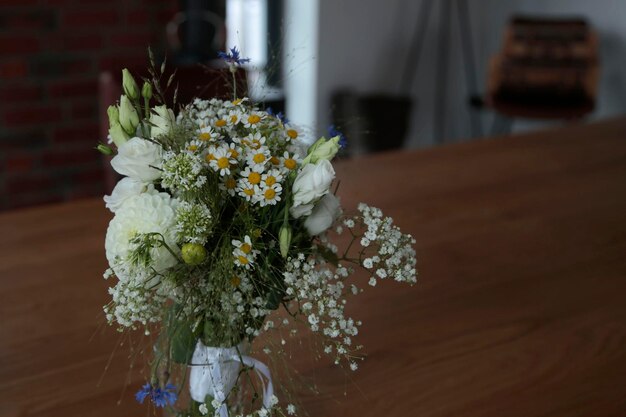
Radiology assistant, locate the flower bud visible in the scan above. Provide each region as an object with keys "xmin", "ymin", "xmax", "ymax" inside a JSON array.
[
  {"xmin": 108, "ymin": 121, "xmax": 130, "ymax": 147},
  {"xmin": 122, "ymin": 68, "xmax": 140, "ymax": 100},
  {"xmin": 302, "ymin": 136, "xmax": 340, "ymax": 165},
  {"xmin": 96, "ymin": 143, "xmax": 114, "ymax": 155},
  {"xmin": 107, "ymin": 105, "xmax": 119, "ymax": 128},
  {"xmin": 142, "ymin": 82, "xmax": 152, "ymax": 100},
  {"xmin": 279, "ymin": 225, "xmax": 292, "ymax": 258},
  {"xmin": 119, "ymin": 95, "xmax": 140, "ymax": 136},
  {"xmin": 181, "ymin": 243, "xmax": 207, "ymax": 265}
]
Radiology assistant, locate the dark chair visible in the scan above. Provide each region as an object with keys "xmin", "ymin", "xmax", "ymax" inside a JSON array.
[{"xmin": 479, "ymin": 16, "xmax": 599, "ymax": 135}]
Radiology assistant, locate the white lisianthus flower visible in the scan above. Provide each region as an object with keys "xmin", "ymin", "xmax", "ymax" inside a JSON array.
[
  {"xmin": 105, "ymin": 192, "xmax": 180, "ymax": 280},
  {"xmin": 103, "ymin": 177, "xmax": 155, "ymax": 213},
  {"xmin": 290, "ymin": 159, "xmax": 335, "ymax": 217},
  {"xmin": 111, "ymin": 137, "xmax": 163, "ymax": 182},
  {"xmin": 304, "ymin": 193, "xmax": 342, "ymax": 236},
  {"xmin": 289, "ymin": 203, "xmax": 314, "ymax": 219},
  {"xmin": 150, "ymin": 105, "xmax": 175, "ymax": 139}
]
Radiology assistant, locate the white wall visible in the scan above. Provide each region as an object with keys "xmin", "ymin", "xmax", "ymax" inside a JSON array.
[
  {"xmin": 283, "ymin": 0, "xmax": 320, "ymax": 140},
  {"xmin": 315, "ymin": 0, "xmax": 626, "ymax": 148}
]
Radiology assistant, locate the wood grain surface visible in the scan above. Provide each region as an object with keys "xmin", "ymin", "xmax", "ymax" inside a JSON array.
[{"xmin": 1, "ymin": 118, "xmax": 626, "ymax": 416}]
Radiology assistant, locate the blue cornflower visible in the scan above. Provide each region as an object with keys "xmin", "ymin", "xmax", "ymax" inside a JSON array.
[
  {"xmin": 135, "ymin": 382, "xmax": 178, "ymax": 408},
  {"xmin": 328, "ymin": 125, "xmax": 347, "ymax": 148},
  {"xmin": 218, "ymin": 46, "xmax": 251, "ymax": 66},
  {"xmin": 266, "ymin": 107, "xmax": 289, "ymax": 124},
  {"xmin": 276, "ymin": 111, "xmax": 289, "ymax": 124}
]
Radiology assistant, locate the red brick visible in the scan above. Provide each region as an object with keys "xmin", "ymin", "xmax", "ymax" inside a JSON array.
[
  {"xmin": 156, "ymin": 9, "xmax": 177, "ymax": 24},
  {"xmin": 70, "ymin": 101, "xmax": 97, "ymax": 120},
  {"xmin": 110, "ymin": 33, "xmax": 154, "ymax": 48},
  {"xmin": 64, "ymin": 184, "xmax": 103, "ymax": 201},
  {"xmin": 5, "ymin": 191, "xmax": 63, "ymax": 211},
  {"xmin": 52, "ymin": 124, "xmax": 99, "ymax": 143},
  {"xmin": 71, "ymin": 167, "xmax": 105, "ymax": 184},
  {"xmin": 0, "ymin": 35, "xmax": 40, "ymax": 54},
  {"xmin": 62, "ymin": 34, "xmax": 103, "ymax": 51},
  {"xmin": 42, "ymin": 148, "xmax": 100, "ymax": 168},
  {"xmin": 62, "ymin": 10, "xmax": 119, "ymax": 27},
  {"xmin": 0, "ymin": 131, "xmax": 47, "ymax": 151},
  {"xmin": 126, "ymin": 9, "xmax": 150, "ymax": 26},
  {"xmin": 30, "ymin": 56, "xmax": 93, "ymax": 77},
  {"xmin": 48, "ymin": 79, "xmax": 97, "ymax": 98},
  {"xmin": 0, "ymin": 85, "xmax": 42, "ymax": 102},
  {"xmin": 3, "ymin": 106, "xmax": 62, "ymax": 127},
  {"xmin": 6, "ymin": 175, "xmax": 53, "ymax": 194},
  {"xmin": 0, "ymin": 11, "xmax": 56, "ymax": 31},
  {"xmin": 5, "ymin": 155, "xmax": 37, "ymax": 173},
  {"xmin": 99, "ymin": 55, "xmax": 147, "ymax": 72},
  {"xmin": 0, "ymin": 59, "xmax": 28, "ymax": 78},
  {"xmin": 0, "ymin": 0, "xmax": 39, "ymax": 6}
]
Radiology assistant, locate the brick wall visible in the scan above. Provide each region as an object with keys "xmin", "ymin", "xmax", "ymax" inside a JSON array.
[{"xmin": 0, "ymin": 0, "xmax": 178, "ymax": 210}]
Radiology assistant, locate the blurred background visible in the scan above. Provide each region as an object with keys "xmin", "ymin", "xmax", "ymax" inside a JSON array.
[{"xmin": 1, "ymin": 0, "xmax": 625, "ymax": 211}]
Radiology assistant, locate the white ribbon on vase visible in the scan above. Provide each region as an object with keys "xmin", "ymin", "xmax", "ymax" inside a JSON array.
[{"xmin": 189, "ymin": 340, "xmax": 274, "ymax": 417}]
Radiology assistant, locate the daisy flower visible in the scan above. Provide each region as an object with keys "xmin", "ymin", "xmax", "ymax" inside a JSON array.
[
  {"xmin": 246, "ymin": 146, "xmax": 270, "ymax": 170},
  {"xmin": 197, "ymin": 126, "xmax": 216, "ymax": 142},
  {"xmin": 237, "ymin": 179, "xmax": 258, "ymax": 203},
  {"xmin": 243, "ymin": 111, "xmax": 264, "ymax": 128},
  {"xmin": 259, "ymin": 183, "xmax": 282, "ymax": 207},
  {"xmin": 262, "ymin": 169, "xmax": 283, "ymax": 187},
  {"xmin": 209, "ymin": 145, "xmax": 236, "ymax": 176},
  {"xmin": 245, "ymin": 132, "xmax": 266, "ymax": 150},
  {"xmin": 280, "ymin": 151, "xmax": 300, "ymax": 172},
  {"xmin": 232, "ymin": 235, "xmax": 258, "ymax": 269},
  {"xmin": 284, "ymin": 125, "xmax": 299, "ymax": 141},
  {"xmin": 185, "ymin": 139, "xmax": 204, "ymax": 153},
  {"xmin": 212, "ymin": 116, "xmax": 228, "ymax": 129},
  {"xmin": 219, "ymin": 176, "xmax": 238, "ymax": 196},
  {"xmin": 227, "ymin": 109, "xmax": 242, "ymax": 126},
  {"xmin": 223, "ymin": 142, "xmax": 239, "ymax": 161},
  {"xmin": 240, "ymin": 165, "xmax": 264, "ymax": 186}
]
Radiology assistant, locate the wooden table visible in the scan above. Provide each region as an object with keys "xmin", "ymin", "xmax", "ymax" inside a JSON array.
[{"xmin": 1, "ymin": 118, "xmax": 626, "ymax": 416}]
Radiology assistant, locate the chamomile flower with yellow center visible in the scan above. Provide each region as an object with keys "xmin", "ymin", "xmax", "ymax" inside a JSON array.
[
  {"xmin": 259, "ymin": 183, "xmax": 282, "ymax": 207},
  {"xmin": 224, "ymin": 97, "xmax": 248, "ymax": 108},
  {"xmin": 246, "ymin": 146, "xmax": 270, "ymax": 170},
  {"xmin": 240, "ymin": 166, "xmax": 264, "ymax": 186},
  {"xmin": 244, "ymin": 132, "xmax": 266, "ymax": 150},
  {"xmin": 197, "ymin": 126, "xmax": 216, "ymax": 142},
  {"xmin": 237, "ymin": 179, "xmax": 258, "ymax": 202},
  {"xmin": 213, "ymin": 117, "xmax": 228, "ymax": 128},
  {"xmin": 269, "ymin": 155, "xmax": 281, "ymax": 166},
  {"xmin": 227, "ymin": 109, "xmax": 242, "ymax": 126},
  {"xmin": 280, "ymin": 151, "xmax": 300, "ymax": 172},
  {"xmin": 185, "ymin": 139, "xmax": 204, "ymax": 153},
  {"xmin": 204, "ymin": 145, "xmax": 218, "ymax": 164},
  {"xmin": 284, "ymin": 125, "xmax": 299, "ymax": 141},
  {"xmin": 243, "ymin": 111, "xmax": 264, "ymax": 128},
  {"xmin": 219, "ymin": 176, "xmax": 238, "ymax": 196},
  {"xmin": 262, "ymin": 169, "xmax": 283, "ymax": 187},
  {"xmin": 226, "ymin": 142, "xmax": 242, "ymax": 161},
  {"xmin": 209, "ymin": 145, "xmax": 236, "ymax": 176},
  {"xmin": 232, "ymin": 235, "xmax": 254, "ymax": 255}
]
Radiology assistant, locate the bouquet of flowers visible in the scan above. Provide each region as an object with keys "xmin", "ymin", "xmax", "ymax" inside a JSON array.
[{"xmin": 100, "ymin": 48, "xmax": 417, "ymax": 417}]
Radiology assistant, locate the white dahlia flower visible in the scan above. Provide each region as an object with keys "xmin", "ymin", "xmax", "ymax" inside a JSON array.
[{"xmin": 105, "ymin": 192, "xmax": 180, "ymax": 280}]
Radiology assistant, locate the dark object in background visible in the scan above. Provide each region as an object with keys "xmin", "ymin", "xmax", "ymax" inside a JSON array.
[
  {"xmin": 481, "ymin": 15, "xmax": 599, "ymax": 133},
  {"xmin": 166, "ymin": 0, "xmax": 226, "ymax": 65},
  {"xmin": 332, "ymin": 91, "xmax": 412, "ymax": 155}
]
